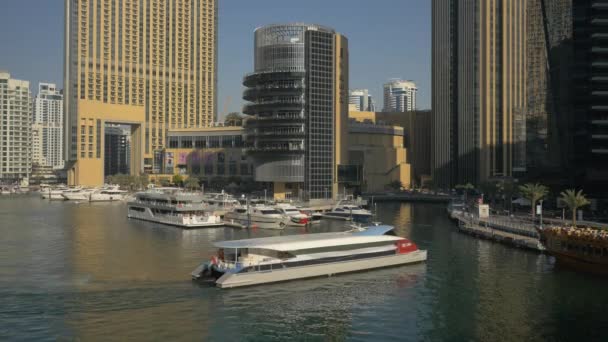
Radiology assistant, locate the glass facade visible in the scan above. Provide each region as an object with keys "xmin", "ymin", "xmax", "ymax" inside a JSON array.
[{"xmin": 242, "ymin": 24, "xmax": 344, "ymax": 199}]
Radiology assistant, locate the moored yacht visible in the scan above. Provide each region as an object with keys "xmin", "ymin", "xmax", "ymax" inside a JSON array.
[
  {"xmin": 89, "ymin": 187, "xmax": 128, "ymax": 202},
  {"xmin": 224, "ymin": 205, "xmax": 284, "ymax": 229},
  {"xmin": 322, "ymin": 202, "xmax": 373, "ymax": 223},
  {"xmin": 41, "ymin": 186, "xmax": 70, "ymax": 200},
  {"xmin": 203, "ymin": 192, "xmax": 240, "ymax": 215},
  {"xmin": 127, "ymin": 189, "xmax": 223, "ymax": 228},
  {"xmin": 191, "ymin": 225, "xmax": 427, "ymax": 288},
  {"xmin": 275, "ymin": 203, "xmax": 309, "ymax": 226},
  {"xmin": 62, "ymin": 188, "xmax": 95, "ymax": 201}
]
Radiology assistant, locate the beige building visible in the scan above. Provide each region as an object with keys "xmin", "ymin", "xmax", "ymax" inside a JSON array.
[
  {"xmin": 349, "ymin": 110, "xmax": 432, "ymax": 187},
  {"xmin": 63, "ymin": 0, "xmax": 218, "ymax": 186},
  {"xmin": 0, "ymin": 71, "xmax": 32, "ymax": 183},
  {"xmin": 348, "ymin": 121, "xmax": 411, "ymax": 192}
]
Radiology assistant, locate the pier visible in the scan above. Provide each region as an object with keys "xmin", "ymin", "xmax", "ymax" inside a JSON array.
[{"xmin": 450, "ymin": 212, "xmax": 545, "ymax": 252}]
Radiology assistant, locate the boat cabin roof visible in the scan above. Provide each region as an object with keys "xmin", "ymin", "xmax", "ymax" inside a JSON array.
[{"xmin": 214, "ymin": 225, "xmax": 402, "ymax": 252}]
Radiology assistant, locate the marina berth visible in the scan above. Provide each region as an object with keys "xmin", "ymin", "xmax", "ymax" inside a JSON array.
[
  {"xmin": 191, "ymin": 225, "xmax": 427, "ymax": 288},
  {"xmin": 127, "ymin": 188, "xmax": 223, "ymax": 228}
]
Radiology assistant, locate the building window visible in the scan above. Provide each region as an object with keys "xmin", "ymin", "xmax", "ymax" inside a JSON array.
[
  {"xmin": 229, "ymin": 159, "xmax": 237, "ymax": 175},
  {"xmin": 168, "ymin": 136, "xmax": 179, "ymax": 148}
]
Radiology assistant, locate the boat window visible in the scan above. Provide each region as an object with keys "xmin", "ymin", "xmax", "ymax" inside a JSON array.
[
  {"xmin": 260, "ymin": 209, "xmax": 280, "ymax": 215},
  {"xmin": 236, "ymin": 209, "xmax": 247, "ymax": 213},
  {"xmin": 335, "ymin": 208, "xmax": 343, "ymax": 212},
  {"xmin": 129, "ymin": 207, "xmax": 145, "ymax": 212}
]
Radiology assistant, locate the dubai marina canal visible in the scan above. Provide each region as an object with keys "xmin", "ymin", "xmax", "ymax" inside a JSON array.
[{"xmin": 1, "ymin": 195, "xmax": 607, "ymax": 341}]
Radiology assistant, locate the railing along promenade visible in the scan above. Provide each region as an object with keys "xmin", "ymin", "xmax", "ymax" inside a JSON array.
[{"xmin": 450, "ymin": 211, "xmax": 545, "ymax": 252}]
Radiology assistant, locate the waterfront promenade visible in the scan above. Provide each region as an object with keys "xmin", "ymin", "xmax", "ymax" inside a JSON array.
[{"xmin": 451, "ymin": 211, "xmax": 544, "ymax": 252}]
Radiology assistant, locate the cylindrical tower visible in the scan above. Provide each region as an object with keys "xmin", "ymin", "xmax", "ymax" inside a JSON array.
[{"xmin": 243, "ymin": 24, "xmax": 334, "ymax": 183}]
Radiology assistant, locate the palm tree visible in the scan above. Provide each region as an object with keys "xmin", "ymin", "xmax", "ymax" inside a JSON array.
[
  {"xmin": 518, "ymin": 183, "xmax": 548, "ymax": 218},
  {"xmin": 560, "ymin": 189, "xmax": 590, "ymax": 227},
  {"xmin": 184, "ymin": 176, "xmax": 199, "ymax": 190}
]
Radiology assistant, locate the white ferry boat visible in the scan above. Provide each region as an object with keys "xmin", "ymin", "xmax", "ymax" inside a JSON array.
[
  {"xmin": 322, "ymin": 202, "xmax": 373, "ymax": 223},
  {"xmin": 127, "ymin": 189, "xmax": 223, "ymax": 228},
  {"xmin": 275, "ymin": 203, "xmax": 309, "ymax": 226},
  {"xmin": 224, "ymin": 206, "xmax": 284, "ymax": 229},
  {"xmin": 191, "ymin": 225, "xmax": 427, "ymax": 288}
]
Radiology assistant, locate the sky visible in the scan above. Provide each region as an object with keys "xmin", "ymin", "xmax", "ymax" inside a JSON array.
[{"xmin": 0, "ymin": 0, "xmax": 430, "ymax": 117}]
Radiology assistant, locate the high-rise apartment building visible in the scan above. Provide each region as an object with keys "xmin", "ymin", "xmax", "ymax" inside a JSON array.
[
  {"xmin": 64, "ymin": 0, "xmax": 218, "ymax": 186},
  {"xmin": 0, "ymin": 72, "xmax": 32, "ymax": 183},
  {"xmin": 383, "ymin": 79, "xmax": 417, "ymax": 112},
  {"xmin": 33, "ymin": 83, "xmax": 64, "ymax": 169},
  {"xmin": 432, "ymin": 0, "xmax": 526, "ymax": 188},
  {"xmin": 349, "ymin": 89, "xmax": 375, "ymax": 112},
  {"xmin": 32, "ymin": 123, "xmax": 45, "ymax": 166},
  {"xmin": 242, "ymin": 23, "xmax": 349, "ymax": 200}
]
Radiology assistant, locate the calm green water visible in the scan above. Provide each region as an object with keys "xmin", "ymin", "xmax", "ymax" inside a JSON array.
[{"xmin": 1, "ymin": 195, "xmax": 607, "ymax": 341}]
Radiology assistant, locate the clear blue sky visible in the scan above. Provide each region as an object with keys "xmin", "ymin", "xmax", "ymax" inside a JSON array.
[{"xmin": 0, "ymin": 0, "xmax": 430, "ymax": 116}]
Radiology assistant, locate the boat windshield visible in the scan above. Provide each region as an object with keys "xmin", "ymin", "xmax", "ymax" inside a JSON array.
[{"xmin": 260, "ymin": 209, "xmax": 280, "ymax": 215}]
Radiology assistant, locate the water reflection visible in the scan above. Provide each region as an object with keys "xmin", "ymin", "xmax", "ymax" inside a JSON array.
[{"xmin": 2, "ymin": 195, "xmax": 608, "ymax": 341}]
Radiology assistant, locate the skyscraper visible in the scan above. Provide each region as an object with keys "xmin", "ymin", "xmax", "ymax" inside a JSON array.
[
  {"xmin": 242, "ymin": 23, "xmax": 349, "ymax": 200},
  {"xmin": 64, "ymin": 0, "xmax": 218, "ymax": 186},
  {"xmin": 383, "ymin": 79, "xmax": 417, "ymax": 112},
  {"xmin": 0, "ymin": 71, "xmax": 32, "ymax": 183},
  {"xmin": 349, "ymin": 89, "xmax": 375, "ymax": 112},
  {"xmin": 33, "ymin": 83, "xmax": 64, "ymax": 169},
  {"xmin": 432, "ymin": 0, "xmax": 526, "ymax": 188}
]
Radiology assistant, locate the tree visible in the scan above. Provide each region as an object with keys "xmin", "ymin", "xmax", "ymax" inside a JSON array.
[
  {"xmin": 160, "ymin": 178, "xmax": 171, "ymax": 187},
  {"xmin": 560, "ymin": 189, "xmax": 590, "ymax": 227},
  {"xmin": 184, "ymin": 176, "xmax": 199, "ymax": 190},
  {"xmin": 518, "ymin": 183, "xmax": 548, "ymax": 218},
  {"xmin": 224, "ymin": 112, "xmax": 243, "ymax": 126},
  {"xmin": 172, "ymin": 174, "xmax": 184, "ymax": 186}
]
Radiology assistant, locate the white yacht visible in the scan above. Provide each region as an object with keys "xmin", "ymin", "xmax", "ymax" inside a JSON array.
[
  {"xmin": 62, "ymin": 188, "xmax": 95, "ymax": 201},
  {"xmin": 322, "ymin": 202, "xmax": 373, "ymax": 223},
  {"xmin": 89, "ymin": 187, "xmax": 128, "ymax": 202},
  {"xmin": 224, "ymin": 206, "xmax": 284, "ymax": 229},
  {"xmin": 41, "ymin": 186, "xmax": 70, "ymax": 200},
  {"xmin": 299, "ymin": 208, "xmax": 322, "ymax": 224},
  {"xmin": 203, "ymin": 192, "xmax": 240, "ymax": 215},
  {"xmin": 275, "ymin": 203, "xmax": 309, "ymax": 226},
  {"xmin": 127, "ymin": 189, "xmax": 223, "ymax": 228},
  {"xmin": 191, "ymin": 225, "xmax": 427, "ymax": 288}
]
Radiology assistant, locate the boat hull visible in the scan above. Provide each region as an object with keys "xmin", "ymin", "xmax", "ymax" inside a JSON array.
[
  {"xmin": 224, "ymin": 212, "xmax": 283, "ymax": 230},
  {"xmin": 550, "ymin": 252, "xmax": 608, "ymax": 275},
  {"xmin": 215, "ymin": 250, "xmax": 427, "ymax": 288},
  {"xmin": 128, "ymin": 206, "xmax": 224, "ymax": 228}
]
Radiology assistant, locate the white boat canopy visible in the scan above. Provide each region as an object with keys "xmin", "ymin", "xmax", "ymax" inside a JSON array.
[{"xmin": 213, "ymin": 225, "xmax": 403, "ymax": 252}]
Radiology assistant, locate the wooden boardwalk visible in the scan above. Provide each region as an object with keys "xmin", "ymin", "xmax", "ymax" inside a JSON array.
[{"xmin": 451, "ymin": 212, "xmax": 545, "ymax": 252}]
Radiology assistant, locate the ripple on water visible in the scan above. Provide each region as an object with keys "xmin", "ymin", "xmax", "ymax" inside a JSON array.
[{"xmin": 2, "ymin": 196, "xmax": 608, "ymax": 341}]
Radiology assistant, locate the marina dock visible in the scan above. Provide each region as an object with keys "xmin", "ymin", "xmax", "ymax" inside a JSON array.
[{"xmin": 451, "ymin": 212, "xmax": 545, "ymax": 252}]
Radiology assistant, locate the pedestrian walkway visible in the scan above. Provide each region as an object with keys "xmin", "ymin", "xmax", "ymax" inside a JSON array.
[{"xmin": 451, "ymin": 212, "xmax": 545, "ymax": 252}]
